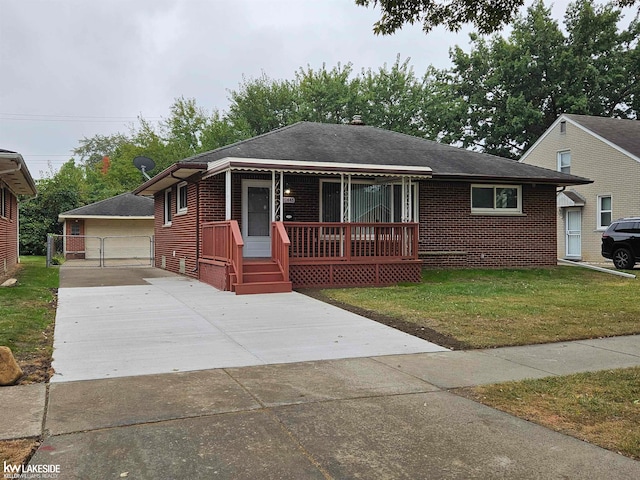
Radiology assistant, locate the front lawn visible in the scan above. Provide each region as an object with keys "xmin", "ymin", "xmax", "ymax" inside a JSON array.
[
  {"xmin": 462, "ymin": 367, "xmax": 640, "ymax": 460},
  {"xmin": 320, "ymin": 267, "xmax": 640, "ymax": 349},
  {"xmin": 0, "ymin": 256, "xmax": 58, "ymax": 383}
]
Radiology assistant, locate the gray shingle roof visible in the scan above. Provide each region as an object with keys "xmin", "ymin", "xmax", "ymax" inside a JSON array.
[
  {"xmin": 182, "ymin": 122, "xmax": 590, "ymax": 185},
  {"xmin": 60, "ymin": 192, "xmax": 154, "ymax": 217},
  {"xmin": 564, "ymin": 114, "xmax": 640, "ymax": 159}
]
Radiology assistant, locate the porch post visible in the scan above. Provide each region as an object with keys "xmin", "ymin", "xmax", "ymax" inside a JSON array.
[
  {"xmin": 271, "ymin": 170, "xmax": 283, "ymax": 222},
  {"xmin": 401, "ymin": 176, "xmax": 413, "ymax": 222},
  {"xmin": 225, "ymin": 169, "xmax": 232, "ymax": 220},
  {"xmin": 341, "ymin": 174, "xmax": 351, "ymax": 222}
]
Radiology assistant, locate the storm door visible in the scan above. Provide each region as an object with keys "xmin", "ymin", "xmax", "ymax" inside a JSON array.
[
  {"xmin": 242, "ymin": 180, "xmax": 271, "ymax": 257},
  {"xmin": 565, "ymin": 208, "xmax": 582, "ymax": 258}
]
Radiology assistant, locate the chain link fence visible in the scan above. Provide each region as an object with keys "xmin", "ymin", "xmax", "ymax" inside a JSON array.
[{"xmin": 47, "ymin": 234, "xmax": 154, "ymax": 267}]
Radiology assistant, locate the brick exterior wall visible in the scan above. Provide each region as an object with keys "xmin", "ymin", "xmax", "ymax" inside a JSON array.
[
  {"xmin": 154, "ymin": 180, "xmax": 200, "ymax": 277},
  {"xmin": 0, "ymin": 189, "xmax": 19, "ymax": 273},
  {"xmin": 419, "ymin": 181, "xmax": 558, "ymax": 268},
  {"xmin": 154, "ymin": 172, "xmax": 560, "ymax": 280},
  {"xmin": 64, "ymin": 219, "xmax": 86, "ymax": 259}
]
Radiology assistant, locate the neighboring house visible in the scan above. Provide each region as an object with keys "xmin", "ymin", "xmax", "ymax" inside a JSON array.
[
  {"xmin": 520, "ymin": 114, "xmax": 640, "ymax": 262},
  {"xmin": 58, "ymin": 192, "xmax": 154, "ymax": 262},
  {"xmin": 134, "ymin": 121, "xmax": 590, "ymax": 294},
  {"xmin": 0, "ymin": 149, "xmax": 37, "ymax": 273}
]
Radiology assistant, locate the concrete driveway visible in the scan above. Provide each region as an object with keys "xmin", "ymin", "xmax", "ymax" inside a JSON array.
[{"xmin": 51, "ymin": 267, "xmax": 447, "ymax": 382}]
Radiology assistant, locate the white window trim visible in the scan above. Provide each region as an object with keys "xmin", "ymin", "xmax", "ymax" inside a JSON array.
[
  {"xmin": 470, "ymin": 184, "xmax": 523, "ymax": 215},
  {"xmin": 163, "ymin": 188, "xmax": 172, "ymax": 226},
  {"xmin": 557, "ymin": 150, "xmax": 571, "ymax": 174},
  {"xmin": 596, "ymin": 194, "xmax": 612, "ymax": 231},
  {"xmin": 319, "ymin": 178, "xmax": 418, "ymax": 223},
  {"xmin": 176, "ymin": 181, "xmax": 188, "ymax": 215}
]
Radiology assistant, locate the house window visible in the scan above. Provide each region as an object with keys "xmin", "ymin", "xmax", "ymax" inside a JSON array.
[
  {"xmin": 164, "ymin": 189, "xmax": 172, "ymax": 225},
  {"xmin": 320, "ymin": 180, "xmax": 417, "ymax": 222},
  {"xmin": 597, "ymin": 195, "xmax": 612, "ymax": 230},
  {"xmin": 71, "ymin": 223, "xmax": 80, "ymax": 235},
  {"xmin": 471, "ymin": 185, "xmax": 521, "ymax": 214},
  {"xmin": 557, "ymin": 151, "xmax": 571, "ymax": 174},
  {"xmin": 560, "ymin": 120, "xmax": 566, "ymax": 134},
  {"xmin": 177, "ymin": 182, "xmax": 188, "ymax": 214},
  {"xmin": 0, "ymin": 187, "xmax": 5, "ymax": 218}
]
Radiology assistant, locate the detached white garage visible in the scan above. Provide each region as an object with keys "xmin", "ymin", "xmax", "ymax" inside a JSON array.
[{"xmin": 58, "ymin": 192, "xmax": 154, "ymax": 265}]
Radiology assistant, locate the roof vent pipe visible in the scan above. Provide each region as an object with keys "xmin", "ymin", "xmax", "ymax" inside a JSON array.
[{"xmin": 350, "ymin": 115, "xmax": 365, "ymax": 126}]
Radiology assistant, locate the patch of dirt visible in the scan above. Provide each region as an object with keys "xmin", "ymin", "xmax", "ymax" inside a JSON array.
[
  {"xmin": 298, "ymin": 289, "xmax": 472, "ymax": 350},
  {"xmin": 0, "ymin": 438, "xmax": 40, "ymax": 467},
  {"xmin": 16, "ymin": 313, "xmax": 56, "ymax": 386}
]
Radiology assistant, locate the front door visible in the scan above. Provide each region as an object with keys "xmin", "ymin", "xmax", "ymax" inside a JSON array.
[
  {"xmin": 565, "ymin": 208, "xmax": 582, "ymax": 259},
  {"xmin": 242, "ymin": 180, "xmax": 271, "ymax": 257}
]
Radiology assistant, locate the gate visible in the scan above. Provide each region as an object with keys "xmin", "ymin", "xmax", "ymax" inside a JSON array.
[{"xmin": 47, "ymin": 234, "xmax": 154, "ymax": 267}]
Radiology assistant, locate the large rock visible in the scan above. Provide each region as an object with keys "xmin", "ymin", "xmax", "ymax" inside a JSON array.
[{"xmin": 0, "ymin": 347, "xmax": 23, "ymax": 386}]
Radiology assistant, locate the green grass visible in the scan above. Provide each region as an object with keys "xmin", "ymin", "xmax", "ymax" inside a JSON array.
[
  {"xmin": 466, "ymin": 367, "xmax": 640, "ymax": 459},
  {"xmin": 324, "ymin": 267, "xmax": 640, "ymax": 348},
  {"xmin": 0, "ymin": 256, "xmax": 58, "ymax": 360}
]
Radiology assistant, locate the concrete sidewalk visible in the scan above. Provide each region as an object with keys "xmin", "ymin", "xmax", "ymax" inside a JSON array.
[
  {"xmin": 0, "ymin": 334, "xmax": 637, "ymax": 478},
  {"xmin": 24, "ymin": 336, "xmax": 640, "ymax": 479}
]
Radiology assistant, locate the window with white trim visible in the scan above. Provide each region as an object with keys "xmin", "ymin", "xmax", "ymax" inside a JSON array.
[
  {"xmin": 557, "ymin": 151, "xmax": 571, "ymax": 174},
  {"xmin": 471, "ymin": 185, "xmax": 522, "ymax": 214},
  {"xmin": 164, "ymin": 188, "xmax": 172, "ymax": 225},
  {"xmin": 177, "ymin": 182, "xmax": 188, "ymax": 214},
  {"xmin": 0, "ymin": 187, "xmax": 5, "ymax": 218},
  {"xmin": 597, "ymin": 195, "xmax": 612, "ymax": 229},
  {"xmin": 320, "ymin": 180, "xmax": 417, "ymax": 222}
]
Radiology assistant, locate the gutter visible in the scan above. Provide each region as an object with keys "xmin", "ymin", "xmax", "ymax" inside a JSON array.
[{"xmin": 0, "ymin": 151, "xmax": 38, "ymax": 196}]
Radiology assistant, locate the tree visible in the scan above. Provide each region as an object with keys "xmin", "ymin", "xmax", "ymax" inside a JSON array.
[
  {"xmin": 429, "ymin": 0, "xmax": 639, "ymax": 158},
  {"xmin": 355, "ymin": 0, "xmax": 639, "ymax": 35},
  {"xmin": 296, "ymin": 63, "xmax": 362, "ymax": 124},
  {"xmin": 19, "ymin": 160, "xmax": 87, "ymax": 255},
  {"xmin": 359, "ymin": 55, "xmax": 433, "ymax": 136},
  {"xmin": 227, "ymin": 74, "xmax": 301, "ymax": 136}
]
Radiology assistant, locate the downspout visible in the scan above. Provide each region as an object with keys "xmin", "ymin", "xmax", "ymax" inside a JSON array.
[{"xmin": 170, "ymin": 172, "xmax": 200, "ymax": 274}]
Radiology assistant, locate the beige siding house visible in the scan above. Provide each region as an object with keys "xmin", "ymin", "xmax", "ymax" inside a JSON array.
[{"xmin": 520, "ymin": 114, "xmax": 640, "ymax": 262}]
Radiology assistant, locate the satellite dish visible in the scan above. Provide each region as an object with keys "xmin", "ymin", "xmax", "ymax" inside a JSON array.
[{"xmin": 133, "ymin": 156, "xmax": 156, "ymax": 180}]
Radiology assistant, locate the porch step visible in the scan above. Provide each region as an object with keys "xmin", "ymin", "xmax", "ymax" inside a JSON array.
[
  {"xmin": 232, "ymin": 259, "xmax": 292, "ymax": 294},
  {"xmin": 234, "ymin": 280, "xmax": 293, "ymax": 295}
]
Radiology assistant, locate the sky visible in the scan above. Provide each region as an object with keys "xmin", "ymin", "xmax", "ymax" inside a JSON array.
[{"xmin": 0, "ymin": 0, "xmax": 632, "ymax": 179}]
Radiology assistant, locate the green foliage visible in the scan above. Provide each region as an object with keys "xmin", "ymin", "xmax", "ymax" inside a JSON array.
[
  {"xmin": 19, "ymin": 160, "xmax": 88, "ymax": 255},
  {"xmin": 432, "ymin": 0, "xmax": 640, "ymax": 158},
  {"xmin": 355, "ymin": 0, "xmax": 526, "ymax": 34},
  {"xmin": 355, "ymin": 0, "xmax": 638, "ymax": 35}
]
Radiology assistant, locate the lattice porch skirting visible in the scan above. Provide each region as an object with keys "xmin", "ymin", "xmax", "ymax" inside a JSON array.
[{"xmin": 289, "ymin": 261, "xmax": 422, "ymax": 289}]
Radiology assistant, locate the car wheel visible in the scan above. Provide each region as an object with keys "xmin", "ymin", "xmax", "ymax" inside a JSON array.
[{"xmin": 612, "ymin": 248, "xmax": 635, "ymax": 269}]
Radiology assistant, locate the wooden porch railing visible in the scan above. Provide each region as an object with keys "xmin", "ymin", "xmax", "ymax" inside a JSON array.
[
  {"xmin": 201, "ymin": 220, "xmax": 244, "ymax": 284},
  {"xmin": 271, "ymin": 222, "xmax": 291, "ymax": 282},
  {"xmin": 284, "ymin": 222, "xmax": 419, "ymax": 263}
]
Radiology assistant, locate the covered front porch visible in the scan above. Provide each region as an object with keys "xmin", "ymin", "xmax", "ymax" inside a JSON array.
[{"xmin": 198, "ymin": 158, "xmax": 430, "ymax": 294}]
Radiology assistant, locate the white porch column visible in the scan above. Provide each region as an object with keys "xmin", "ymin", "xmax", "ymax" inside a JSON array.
[
  {"xmin": 225, "ymin": 169, "xmax": 232, "ymax": 220},
  {"xmin": 271, "ymin": 171, "xmax": 283, "ymax": 221},
  {"xmin": 341, "ymin": 174, "xmax": 351, "ymax": 222},
  {"xmin": 401, "ymin": 176, "xmax": 413, "ymax": 222}
]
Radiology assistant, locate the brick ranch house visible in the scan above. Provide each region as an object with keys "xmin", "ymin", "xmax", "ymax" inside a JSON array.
[
  {"xmin": 0, "ymin": 149, "xmax": 37, "ymax": 274},
  {"xmin": 134, "ymin": 121, "xmax": 591, "ymax": 294}
]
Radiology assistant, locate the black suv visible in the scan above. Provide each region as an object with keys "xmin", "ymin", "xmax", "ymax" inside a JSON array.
[{"xmin": 601, "ymin": 217, "xmax": 640, "ymax": 269}]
